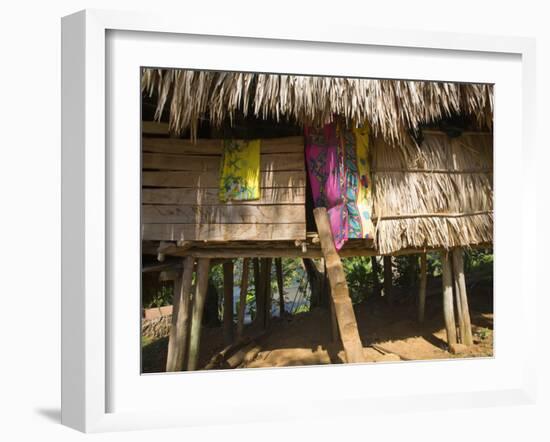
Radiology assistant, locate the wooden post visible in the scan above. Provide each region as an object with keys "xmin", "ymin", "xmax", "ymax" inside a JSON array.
[
  {"xmin": 313, "ymin": 208, "xmax": 365, "ymax": 363},
  {"xmin": 275, "ymin": 258, "xmax": 285, "ymax": 317},
  {"xmin": 453, "ymin": 265, "xmax": 465, "ymax": 343},
  {"xmin": 252, "ymin": 258, "xmax": 262, "ymax": 323},
  {"xmin": 262, "ymin": 258, "xmax": 272, "ymax": 328},
  {"xmin": 223, "ymin": 260, "xmax": 234, "ymax": 345},
  {"xmin": 237, "ymin": 258, "xmax": 250, "ymax": 339},
  {"xmin": 329, "ymin": 297, "xmax": 339, "ymax": 342},
  {"xmin": 166, "ymin": 256, "xmax": 194, "ymax": 372},
  {"xmin": 417, "ymin": 253, "xmax": 427, "ymax": 323},
  {"xmin": 441, "ymin": 252, "xmax": 457, "ymax": 347},
  {"xmin": 187, "ymin": 258, "xmax": 210, "ymax": 371},
  {"xmin": 383, "ymin": 255, "xmax": 393, "ymax": 304},
  {"xmin": 452, "ymin": 249, "xmax": 474, "ymax": 346},
  {"xmin": 371, "ymin": 256, "xmax": 382, "ymax": 298}
]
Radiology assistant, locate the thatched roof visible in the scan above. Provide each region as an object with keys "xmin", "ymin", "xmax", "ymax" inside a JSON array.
[
  {"xmin": 372, "ymin": 131, "xmax": 493, "ymax": 254},
  {"xmin": 142, "ymin": 69, "xmax": 493, "ymax": 144}
]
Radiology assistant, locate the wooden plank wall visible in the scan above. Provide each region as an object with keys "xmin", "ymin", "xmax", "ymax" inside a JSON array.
[{"xmin": 141, "ymin": 134, "xmax": 307, "ymax": 242}]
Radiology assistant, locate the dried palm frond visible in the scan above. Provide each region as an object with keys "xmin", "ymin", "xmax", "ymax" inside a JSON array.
[
  {"xmin": 142, "ymin": 69, "xmax": 493, "ymax": 143},
  {"xmin": 372, "ymin": 132, "xmax": 493, "ymax": 254}
]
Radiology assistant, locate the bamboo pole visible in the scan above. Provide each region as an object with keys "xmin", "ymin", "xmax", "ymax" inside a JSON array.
[
  {"xmin": 418, "ymin": 253, "xmax": 427, "ymax": 323},
  {"xmin": 275, "ymin": 258, "xmax": 285, "ymax": 317},
  {"xmin": 237, "ymin": 258, "xmax": 250, "ymax": 339},
  {"xmin": 166, "ymin": 256, "xmax": 194, "ymax": 372},
  {"xmin": 313, "ymin": 208, "xmax": 365, "ymax": 363},
  {"xmin": 187, "ymin": 258, "xmax": 210, "ymax": 371},
  {"xmin": 441, "ymin": 252, "xmax": 457, "ymax": 346},
  {"xmin": 452, "ymin": 249, "xmax": 474, "ymax": 346},
  {"xmin": 223, "ymin": 260, "xmax": 234, "ymax": 345}
]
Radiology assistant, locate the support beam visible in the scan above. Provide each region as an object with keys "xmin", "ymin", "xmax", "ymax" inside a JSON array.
[
  {"xmin": 383, "ymin": 256, "xmax": 393, "ymax": 304},
  {"xmin": 453, "ymin": 265, "xmax": 465, "ymax": 343},
  {"xmin": 223, "ymin": 260, "xmax": 234, "ymax": 345},
  {"xmin": 275, "ymin": 258, "xmax": 285, "ymax": 317},
  {"xmin": 313, "ymin": 208, "xmax": 365, "ymax": 363},
  {"xmin": 441, "ymin": 252, "xmax": 458, "ymax": 347},
  {"xmin": 166, "ymin": 256, "xmax": 194, "ymax": 372},
  {"xmin": 187, "ymin": 258, "xmax": 210, "ymax": 371},
  {"xmin": 237, "ymin": 258, "xmax": 250, "ymax": 339},
  {"xmin": 452, "ymin": 249, "xmax": 474, "ymax": 346},
  {"xmin": 418, "ymin": 253, "xmax": 427, "ymax": 323}
]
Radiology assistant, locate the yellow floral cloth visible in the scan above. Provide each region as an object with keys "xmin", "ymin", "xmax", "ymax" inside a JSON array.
[
  {"xmin": 352, "ymin": 124, "xmax": 375, "ymax": 239},
  {"xmin": 219, "ymin": 139, "xmax": 261, "ymax": 201}
]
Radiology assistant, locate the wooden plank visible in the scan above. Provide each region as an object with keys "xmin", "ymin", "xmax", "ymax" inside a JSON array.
[
  {"xmin": 237, "ymin": 258, "xmax": 250, "ymax": 339},
  {"xmin": 441, "ymin": 252, "xmax": 458, "ymax": 347},
  {"xmin": 417, "ymin": 253, "xmax": 427, "ymax": 323},
  {"xmin": 313, "ymin": 207, "xmax": 365, "ymax": 364},
  {"xmin": 223, "ymin": 261, "xmax": 235, "ymax": 345},
  {"xmin": 452, "ymin": 249, "xmax": 474, "ymax": 346},
  {"xmin": 142, "ymin": 187, "xmax": 305, "ymax": 206},
  {"xmin": 187, "ymin": 258, "xmax": 210, "ymax": 371},
  {"xmin": 142, "ymin": 152, "xmax": 304, "ymax": 172},
  {"xmin": 143, "ymin": 170, "xmax": 306, "ymax": 188},
  {"xmin": 142, "ymin": 204, "xmax": 305, "ymax": 224},
  {"xmin": 142, "ymin": 136, "xmax": 304, "ymax": 155},
  {"xmin": 142, "ymin": 223, "xmax": 307, "ymax": 242},
  {"xmin": 166, "ymin": 256, "xmax": 194, "ymax": 372},
  {"xmin": 142, "ymin": 121, "xmax": 169, "ymax": 135}
]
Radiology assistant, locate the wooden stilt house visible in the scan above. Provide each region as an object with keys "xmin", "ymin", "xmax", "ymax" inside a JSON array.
[{"xmin": 141, "ymin": 70, "xmax": 493, "ymax": 370}]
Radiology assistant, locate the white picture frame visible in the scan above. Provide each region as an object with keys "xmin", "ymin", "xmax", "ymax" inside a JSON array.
[{"xmin": 61, "ymin": 9, "xmax": 537, "ymax": 433}]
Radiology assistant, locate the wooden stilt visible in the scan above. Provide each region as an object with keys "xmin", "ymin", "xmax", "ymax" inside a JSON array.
[
  {"xmin": 313, "ymin": 208, "xmax": 364, "ymax": 363},
  {"xmin": 441, "ymin": 252, "xmax": 457, "ymax": 346},
  {"xmin": 417, "ymin": 253, "xmax": 427, "ymax": 323},
  {"xmin": 453, "ymin": 264, "xmax": 465, "ymax": 343},
  {"xmin": 383, "ymin": 255, "xmax": 393, "ymax": 304},
  {"xmin": 275, "ymin": 258, "xmax": 285, "ymax": 317},
  {"xmin": 187, "ymin": 258, "xmax": 210, "ymax": 371},
  {"xmin": 237, "ymin": 258, "xmax": 250, "ymax": 339},
  {"xmin": 452, "ymin": 249, "xmax": 474, "ymax": 346},
  {"xmin": 262, "ymin": 258, "xmax": 272, "ymax": 328},
  {"xmin": 223, "ymin": 260, "xmax": 234, "ymax": 345},
  {"xmin": 254, "ymin": 258, "xmax": 265, "ymax": 328},
  {"xmin": 252, "ymin": 258, "xmax": 260, "ymax": 323},
  {"xmin": 166, "ymin": 256, "xmax": 194, "ymax": 372},
  {"xmin": 371, "ymin": 256, "xmax": 382, "ymax": 298},
  {"xmin": 329, "ymin": 297, "xmax": 339, "ymax": 342}
]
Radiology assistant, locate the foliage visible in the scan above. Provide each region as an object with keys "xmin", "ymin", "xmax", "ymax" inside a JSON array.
[
  {"xmin": 342, "ymin": 257, "xmax": 373, "ymax": 304},
  {"xmin": 144, "ymin": 284, "xmax": 173, "ymax": 308}
]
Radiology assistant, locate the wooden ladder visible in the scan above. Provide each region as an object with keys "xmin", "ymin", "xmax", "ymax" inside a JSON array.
[{"xmin": 313, "ymin": 208, "xmax": 365, "ymax": 363}]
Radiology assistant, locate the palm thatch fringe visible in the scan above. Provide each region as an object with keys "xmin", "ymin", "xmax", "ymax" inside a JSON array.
[
  {"xmin": 372, "ymin": 132, "xmax": 493, "ymax": 254},
  {"xmin": 142, "ymin": 69, "xmax": 493, "ymax": 144}
]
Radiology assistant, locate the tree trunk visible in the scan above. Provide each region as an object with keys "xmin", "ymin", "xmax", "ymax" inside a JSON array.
[
  {"xmin": 237, "ymin": 258, "xmax": 250, "ymax": 339},
  {"xmin": 253, "ymin": 258, "xmax": 263, "ymax": 327}
]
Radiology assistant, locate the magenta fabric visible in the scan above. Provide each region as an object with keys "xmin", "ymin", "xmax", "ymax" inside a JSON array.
[
  {"xmin": 305, "ymin": 123, "xmax": 347, "ymax": 250},
  {"xmin": 305, "ymin": 122, "xmax": 372, "ymax": 250}
]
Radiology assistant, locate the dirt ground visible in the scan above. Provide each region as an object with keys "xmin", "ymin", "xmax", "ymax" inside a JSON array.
[{"xmin": 142, "ymin": 280, "xmax": 493, "ymax": 373}]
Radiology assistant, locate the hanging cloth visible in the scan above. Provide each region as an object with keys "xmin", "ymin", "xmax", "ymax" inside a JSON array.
[
  {"xmin": 305, "ymin": 121, "xmax": 374, "ymax": 250},
  {"xmin": 219, "ymin": 139, "xmax": 261, "ymax": 202}
]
